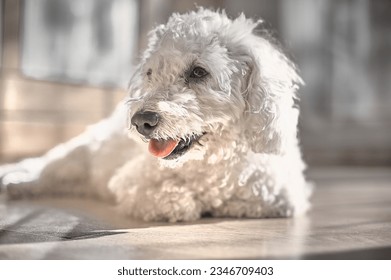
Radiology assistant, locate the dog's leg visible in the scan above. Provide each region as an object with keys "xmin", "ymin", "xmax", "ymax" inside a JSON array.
[
  {"xmin": 108, "ymin": 159, "xmax": 202, "ymax": 222},
  {"xmin": 211, "ymin": 192, "xmax": 296, "ymax": 218},
  {"xmin": 131, "ymin": 183, "xmax": 202, "ymax": 222},
  {"xmin": 0, "ymin": 102, "xmax": 134, "ymax": 200},
  {"xmin": 0, "ymin": 141, "xmax": 90, "ymax": 198},
  {"xmin": 212, "ymin": 154, "xmax": 311, "ymax": 218},
  {"xmin": 210, "ymin": 176, "xmax": 309, "ymax": 218}
]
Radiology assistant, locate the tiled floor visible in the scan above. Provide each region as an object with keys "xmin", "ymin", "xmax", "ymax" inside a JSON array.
[{"xmin": 0, "ymin": 167, "xmax": 391, "ymax": 259}]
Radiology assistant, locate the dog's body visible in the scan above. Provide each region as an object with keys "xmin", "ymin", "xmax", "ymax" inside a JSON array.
[{"xmin": 0, "ymin": 9, "xmax": 311, "ymax": 222}]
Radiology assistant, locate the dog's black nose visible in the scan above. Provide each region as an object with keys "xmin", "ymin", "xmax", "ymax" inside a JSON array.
[{"xmin": 131, "ymin": 111, "xmax": 160, "ymax": 137}]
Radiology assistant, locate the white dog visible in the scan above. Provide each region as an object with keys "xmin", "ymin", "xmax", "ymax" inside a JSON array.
[{"xmin": 0, "ymin": 9, "xmax": 311, "ymax": 222}]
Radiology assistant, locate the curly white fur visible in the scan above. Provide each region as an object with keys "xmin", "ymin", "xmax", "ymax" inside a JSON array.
[{"xmin": 0, "ymin": 9, "xmax": 311, "ymax": 222}]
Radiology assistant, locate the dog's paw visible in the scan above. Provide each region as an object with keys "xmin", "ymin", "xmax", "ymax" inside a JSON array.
[
  {"xmin": 0, "ymin": 159, "xmax": 44, "ymax": 198},
  {"xmin": 143, "ymin": 195, "xmax": 202, "ymax": 222},
  {"xmin": 117, "ymin": 183, "xmax": 202, "ymax": 222}
]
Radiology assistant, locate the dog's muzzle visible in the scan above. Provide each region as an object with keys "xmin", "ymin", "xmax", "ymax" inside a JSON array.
[{"xmin": 131, "ymin": 110, "xmax": 204, "ymax": 160}]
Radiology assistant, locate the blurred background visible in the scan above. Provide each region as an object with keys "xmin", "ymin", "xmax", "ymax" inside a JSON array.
[{"xmin": 0, "ymin": 0, "xmax": 390, "ymax": 167}]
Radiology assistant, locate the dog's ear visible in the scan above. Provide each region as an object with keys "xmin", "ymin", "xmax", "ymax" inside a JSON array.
[{"xmin": 238, "ymin": 24, "xmax": 304, "ymax": 155}]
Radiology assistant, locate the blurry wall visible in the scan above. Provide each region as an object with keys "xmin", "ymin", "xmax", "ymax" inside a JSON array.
[
  {"xmin": 282, "ymin": 0, "xmax": 391, "ymax": 165},
  {"xmin": 0, "ymin": 0, "xmax": 138, "ymax": 161},
  {"xmin": 0, "ymin": 0, "xmax": 390, "ymax": 166}
]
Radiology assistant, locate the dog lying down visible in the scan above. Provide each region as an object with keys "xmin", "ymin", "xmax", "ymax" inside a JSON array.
[{"xmin": 0, "ymin": 9, "xmax": 311, "ymax": 222}]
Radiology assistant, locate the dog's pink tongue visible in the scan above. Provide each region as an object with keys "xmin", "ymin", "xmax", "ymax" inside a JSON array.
[{"xmin": 149, "ymin": 139, "xmax": 179, "ymax": 158}]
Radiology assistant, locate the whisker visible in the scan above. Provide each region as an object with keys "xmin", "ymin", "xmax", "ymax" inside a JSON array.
[
  {"xmin": 196, "ymin": 140, "xmax": 203, "ymax": 147},
  {"xmin": 125, "ymin": 97, "xmax": 142, "ymax": 105}
]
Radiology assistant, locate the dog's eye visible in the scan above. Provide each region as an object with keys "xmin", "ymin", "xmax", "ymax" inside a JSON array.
[{"xmin": 190, "ymin": 67, "xmax": 208, "ymax": 79}]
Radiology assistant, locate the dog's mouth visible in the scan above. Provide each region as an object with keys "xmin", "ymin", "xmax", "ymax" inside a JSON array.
[{"xmin": 148, "ymin": 134, "xmax": 204, "ymax": 160}]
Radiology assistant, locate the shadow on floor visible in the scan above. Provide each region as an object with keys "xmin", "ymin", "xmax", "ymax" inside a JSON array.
[{"xmin": 0, "ymin": 207, "xmax": 128, "ymax": 245}]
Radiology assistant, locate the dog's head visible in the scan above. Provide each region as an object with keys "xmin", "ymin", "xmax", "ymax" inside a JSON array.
[{"xmin": 127, "ymin": 9, "xmax": 303, "ymax": 165}]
